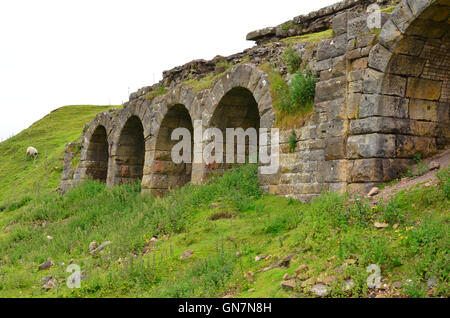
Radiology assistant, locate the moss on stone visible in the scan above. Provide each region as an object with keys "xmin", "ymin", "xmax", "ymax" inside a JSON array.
[
  {"xmin": 380, "ymin": 6, "xmax": 396, "ymax": 14},
  {"xmin": 182, "ymin": 61, "xmax": 234, "ymax": 93},
  {"xmin": 279, "ymin": 29, "xmax": 334, "ymax": 46},
  {"xmin": 145, "ymin": 86, "xmax": 169, "ymax": 101}
]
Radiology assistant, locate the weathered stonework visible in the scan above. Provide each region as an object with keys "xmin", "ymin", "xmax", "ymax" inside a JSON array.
[{"xmin": 61, "ymin": 0, "xmax": 450, "ymax": 200}]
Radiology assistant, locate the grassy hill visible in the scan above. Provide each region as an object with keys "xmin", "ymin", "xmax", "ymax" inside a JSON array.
[
  {"xmin": 0, "ymin": 105, "xmax": 120, "ymax": 207},
  {"xmin": 0, "ymin": 107, "xmax": 448, "ymax": 298}
]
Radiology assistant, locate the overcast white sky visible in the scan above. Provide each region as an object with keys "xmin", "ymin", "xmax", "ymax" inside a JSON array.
[{"xmin": 0, "ymin": 0, "xmax": 336, "ymax": 141}]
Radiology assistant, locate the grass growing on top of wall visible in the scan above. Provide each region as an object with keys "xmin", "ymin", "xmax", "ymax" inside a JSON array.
[
  {"xmin": 0, "ymin": 164, "xmax": 448, "ymax": 298},
  {"xmin": 380, "ymin": 6, "xmax": 396, "ymax": 14},
  {"xmin": 145, "ymin": 87, "xmax": 168, "ymax": 101},
  {"xmin": 0, "ymin": 105, "xmax": 120, "ymax": 207},
  {"xmin": 279, "ymin": 29, "xmax": 334, "ymax": 46},
  {"xmin": 182, "ymin": 61, "xmax": 234, "ymax": 93},
  {"xmin": 259, "ymin": 63, "xmax": 317, "ymax": 129}
]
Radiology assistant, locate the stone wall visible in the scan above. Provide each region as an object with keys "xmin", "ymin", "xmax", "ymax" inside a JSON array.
[{"xmin": 61, "ymin": 0, "xmax": 449, "ymax": 201}]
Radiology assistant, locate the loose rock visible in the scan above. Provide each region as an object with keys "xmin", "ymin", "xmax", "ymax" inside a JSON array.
[
  {"xmin": 255, "ymin": 255, "xmax": 267, "ymax": 262},
  {"xmin": 180, "ymin": 250, "xmax": 194, "ymax": 260},
  {"xmin": 429, "ymin": 161, "xmax": 440, "ymax": 171},
  {"xmin": 38, "ymin": 260, "xmax": 54, "ymax": 271},
  {"xmin": 42, "ymin": 277, "xmax": 57, "ymax": 290},
  {"xmin": 374, "ymin": 222, "xmax": 389, "ymax": 229},
  {"xmin": 88, "ymin": 241, "xmax": 98, "ymax": 253},
  {"xmin": 279, "ymin": 254, "xmax": 295, "ymax": 268},
  {"xmin": 281, "ymin": 279, "xmax": 296, "ymax": 291},
  {"xmin": 427, "ymin": 277, "xmax": 437, "ymax": 289},
  {"xmin": 368, "ymin": 187, "xmax": 380, "ymax": 197},
  {"xmin": 311, "ymin": 284, "xmax": 329, "ymax": 297},
  {"xmin": 342, "ymin": 279, "xmax": 355, "ymax": 292},
  {"xmin": 295, "ymin": 265, "xmax": 308, "ymax": 273},
  {"xmin": 89, "ymin": 241, "xmax": 112, "ymax": 255}
]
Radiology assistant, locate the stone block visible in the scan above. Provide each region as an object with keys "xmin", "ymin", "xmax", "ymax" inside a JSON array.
[
  {"xmin": 359, "ymin": 94, "xmax": 409, "ymax": 119},
  {"xmin": 315, "ymin": 77, "xmax": 346, "ymax": 103},
  {"xmin": 388, "ymin": 55, "xmax": 425, "ymax": 76},
  {"xmin": 379, "ymin": 20, "xmax": 403, "ymax": 51},
  {"xmin": 409, "ymin": 99, "xmax": 439, "ymax": 121},
  {"xmin": 349, "ymin": 159, "xmax": 384, "ymax": 182},
  {"xmin": 394, "ymin": 37, "xmax": 426, "ymax": 56},
  {"xmin": 350, "ymin": 117, "xmax": 410, "ymax": 135},
  {"xmin": 348, "ymin": 48, "xmax": 361, "ymax": 60},
  {"xmin": 348, "ymin": 70, "xmax": 363, "ymax": 82},
  {"xmin": 325, "ymin": 137, "xmax": 346, "ymax": 160},
  {"xmin": 349, "ymin": 81, "xmax": 363, "ymax": 93},
  {"xmin": 406, "ymin": 78, "xmax": 442, "ymax": 100},
  {"xmin": 391, "ymin": 0, "xmax": 415, "ymax": 33},
  {"xmin": 363, "ymin": 69, "xmax": 406, "ymax": 96},
  {"xmin": 407, "ymin": 0, "xmax": 435, "ymax": 17},
  {"xmin": 316, "ymin": 160, "xmax": 349, "ymax": 183},
  {"xmin": 347, "ymin": 134, "xmax": 396, "ymax": 159},
  {"xmin": 317, "ymin": 34, "xmax": 347, "ymax": 61},
  {"xmin": 351, "ymin": 57, "xmax": 368, "ymax": 70},
  {"xmin": 396, "ymin": 135, "xmax": 437, "ymax": 158},
  {"xmin": 347, "ymin": 93, "xmax": 361, "ymax": 119},
  {"xmin": 327, "ymin": 98, "xmax": 346, "ymax": 121},
  {"xmin": 347, "ymin": 16, "xmax": 368, "ymax": 39},
  {"xmin": 368, "ymin": 44, "xmax": 392, "ymax": 72},
  {"xmin": 333, "ymin": 12, "xmax": 347, "ymax": 36}
]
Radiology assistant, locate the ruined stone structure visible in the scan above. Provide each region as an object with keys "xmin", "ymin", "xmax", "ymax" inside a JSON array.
[{"xmin": 61, "ymin": 0, "xmax": 449, "ymax": 201}]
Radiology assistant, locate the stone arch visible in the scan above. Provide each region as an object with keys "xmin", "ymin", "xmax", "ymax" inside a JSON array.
[
  {"xmin": 75, "ymin": 112, "xmax": 114, "ymax": 185},
  {"xmin": 196, "ymin": 64, "xmax": 276, "ymax": 180},
  {"xmin": 361, "ymin": 0, "xmax": 449, "ymax": 182},
  {"xmin": 208, "ymin": 87, "xmax": 261, "ymax": 173},
  {"xmin": 84, "ymin": 125, "xmax": 109, "ymax": 182},
  {"xmin": 206, "ymin": 64, "xmax": 275, "ymax": 125},
  {"xmin": 143, "ymin": 103, "xmax": 194, "ymax": 196},
  {"xmin": 110, "ymin": 115, "xmax": 146, "ymax": 185}
]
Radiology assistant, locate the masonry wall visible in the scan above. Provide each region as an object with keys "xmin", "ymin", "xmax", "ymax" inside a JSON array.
[{"xmin": 61, "ymin": 0, "xmax": 450, "ymax": 201}]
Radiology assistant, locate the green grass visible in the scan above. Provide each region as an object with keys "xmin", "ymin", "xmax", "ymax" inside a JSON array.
[
  {"xmin": 0, "ymin": 105, "xmax": 120, "ymax": 207},
  {"xmin": 0, "ymin": 164, "xmax": 448, "ymax": 298},
  {"xmin": 279, "ymin": 29, "xmax": 334, "ymax": 46},
  {"xmin": 380, "ymin": 6, "xmax": 396, "ymax": 14},
  {"xmin": 259, "ymin": 64, "xmax": 316, "ymax": 129},
  {"xmin": 0, "ymin": 104, "xmax": 448, "ymax": 298},
  {"xmin": 145, "ymin": 87, "xmax": 168, "ymax": 101},
  {"xmin": 182, "ymin": 61, "xmax": 234, "ymax": 93}
]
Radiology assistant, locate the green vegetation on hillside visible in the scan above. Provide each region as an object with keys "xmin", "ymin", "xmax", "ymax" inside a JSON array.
[
  {"xmin": 0, "ymin": 105, "xmax": 120, "ymax": 207},
  {"xmin": 0, "ymin": 163, "xmax": 448, "ymax": 298}
]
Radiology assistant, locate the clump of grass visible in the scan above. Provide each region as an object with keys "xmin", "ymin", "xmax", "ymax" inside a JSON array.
[
  {"xmin": 289, "ymin": 130, "xmax": 296, "ymax": 153},
  {"xmin": 145, "ymin": 86, "xmax": 168, "ymax": 101},
  {"xmin": 259, "ymin": 64, "xmax": 316, "ymax": 128},
  {"xmin": 380, "ymin": 6, "xmax": 396, "ymax": 14},
  {"xmin": 182, "ymin": 61, "xmax": 233, "ymax": 93},
  {"xmin": 283, "ymin": 46, "xmax": 301, "ymax": 74},
  {"xmin": 437, "ymin": 168, "xmax": 450, "ymax": 199},
  {"xmin": 288, "ymin": 70, "xmax": 317, "ymax": 112},
  {"xmin": 279, "ymin": 29, "xmax": 334, "ymax": 46}
]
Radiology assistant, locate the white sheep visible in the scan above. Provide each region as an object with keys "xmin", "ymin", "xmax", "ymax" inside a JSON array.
[{"xmin": 26, "ymin": 146, "xmax": 38, "ymax": 159}]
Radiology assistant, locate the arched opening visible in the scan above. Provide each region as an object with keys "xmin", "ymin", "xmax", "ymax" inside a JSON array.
[
  {"xmin": 114, "ymin": 116, "xmax": 145, "ymax": 184},
  {"xmin": 385, "ymin": 2, "xmax": 449, "ymax": 159},
  {"xmin": 85, "ymin": 125, "xmax": 109, "ymax": 182},
  {"xmin": 149, "ymin": 104, "xmax": 193, "ymax": 196},
  {"xmin": 208, "ymin": 87, "xmax": 260, "ymax": 173}
]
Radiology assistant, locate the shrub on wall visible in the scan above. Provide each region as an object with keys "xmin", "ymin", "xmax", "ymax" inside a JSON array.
[
  {"xmin": 289, "ymin": 70, "xmax": 317, "ymax": 112},
  {"xmin": 278, "ymin": 70, "xmax": 317, "ymax": 115},
  {"xmin": 282, "ymin": 47, "xmax": 301, "ymax": 74}
]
